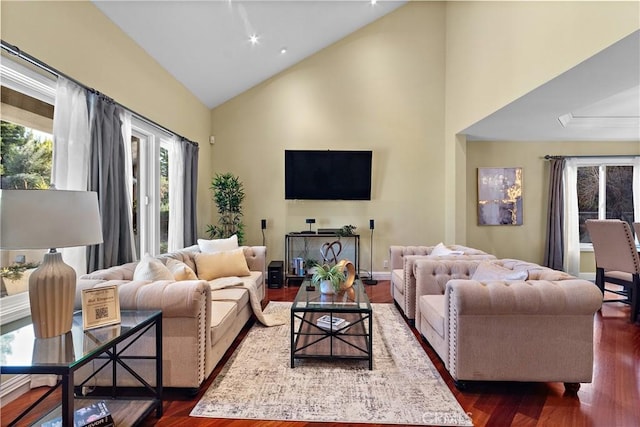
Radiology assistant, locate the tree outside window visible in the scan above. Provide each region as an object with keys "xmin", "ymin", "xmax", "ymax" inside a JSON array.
[
  {"xmin": 577, "ymin": 164, "xmax": 634, "ymax": 243},
  {"xmin": 0, "ymin": 121, "xmax": 52, "ymax": 189}
]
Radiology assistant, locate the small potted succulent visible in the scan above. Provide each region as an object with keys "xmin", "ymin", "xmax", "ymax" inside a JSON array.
[{"xmin": 311, "ymin": 263, "xmax": 346, "ymax": 294}]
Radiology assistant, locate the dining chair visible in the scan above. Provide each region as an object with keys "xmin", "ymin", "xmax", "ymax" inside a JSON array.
[{"xmin": 585, "ymin": 219, "xmax": 639, "ymax": 323}]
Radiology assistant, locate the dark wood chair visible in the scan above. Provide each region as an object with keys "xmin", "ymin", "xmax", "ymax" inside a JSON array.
[{"xmin": 585, "ymin": 219, "xmax": 639, "ymax": 323}]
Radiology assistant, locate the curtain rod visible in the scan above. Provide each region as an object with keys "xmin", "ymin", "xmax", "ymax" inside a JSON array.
[
  {"xmin": 544, "ymin": 154, "xmax": 638, "ymax": 160},
  {"xmin": 1, "ymin": 40, "xmax": 198, "ymax": 147}
]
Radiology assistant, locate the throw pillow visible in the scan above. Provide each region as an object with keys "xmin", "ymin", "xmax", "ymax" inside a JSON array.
[
  {"xmin": 133, "ymin": 254, "xmax": 175, "ymax": 281},
  {"xmin": 165, "ymin": 258, "xmax": 198, "ymax": 281},
  {"xmin": 195, "ymin": 248, "xmax": 250, "ymax": 281},
  {"xmin": 471, "ymin": 261, "xmax": 529, "ymax": 281},
  {"xmin": 198, "ymin": 235, "xmax": 239, "ymax": 253},
  {"xmin": 430, "ymin": 242, "xmax": 454, "ymax": 257}
]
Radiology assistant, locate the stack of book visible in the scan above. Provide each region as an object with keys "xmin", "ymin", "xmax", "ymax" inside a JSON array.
[{"xmin": 316, "ymin": 315, "xmax": 350, "ymax": 332}]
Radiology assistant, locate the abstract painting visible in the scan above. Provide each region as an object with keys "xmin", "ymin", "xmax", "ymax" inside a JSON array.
[{"xmin": 477, "ymin": 167, "xmax": 523, "ymax": 225}]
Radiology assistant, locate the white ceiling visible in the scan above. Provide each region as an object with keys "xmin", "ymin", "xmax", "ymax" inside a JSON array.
[
  {"xmin": 93, "ymin": 0, "xmax": 406, "ymax": 109},
  {"xmin": 93, "ymin": 1, "xmax": 639, "ymax": 142}
]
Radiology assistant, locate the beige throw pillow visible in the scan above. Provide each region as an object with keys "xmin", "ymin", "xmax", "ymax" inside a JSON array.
[
  {"xmin": 165, "ymin": 258, "xmax": 198, "ymax": 281},
  {"xmin": 133, "ymin": 254, "xmax": 175, "ymax": 281},
  {"xmin": 198, "ymin": 235, "xmax": 239, "ymax": 253},
  {"xmin": 195, "ymin": 248, "xmax": 250, "ymax": 280},
  {"xmin": 471, "ymin": 261, "xmax": 528, "ymax": 281}
]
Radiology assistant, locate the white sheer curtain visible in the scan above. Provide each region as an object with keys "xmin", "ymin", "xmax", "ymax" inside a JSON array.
[
  {"xmin": 562, "ymin": 158, "xmax": 580, "ymax": 276},
  {"xmin": 51, "ymin": 76, "xmax": 90, "ymax": 275},
  {"xmin": 34, "ymin": 77, "xmax": 89, "ymax": 388},
  {"xmin": 168, "ymin": 136, "xmax": 185, "ymax": 252}
]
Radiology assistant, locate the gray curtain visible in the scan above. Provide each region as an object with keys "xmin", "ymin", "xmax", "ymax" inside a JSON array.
[
  {"xmin": 182, "ymin": 138, "xmax": 199, "ymax": 246},
  {"xmin": 87, "ymin": 94, "xmax": 135, "ymax": 270},
  {"xmin": 543, "ymin": 157, "xmax": 566, "ymax": 270}
]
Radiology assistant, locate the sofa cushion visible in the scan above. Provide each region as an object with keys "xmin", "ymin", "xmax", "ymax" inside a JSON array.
[
  {"xmin": 210, "ymin": 288, "xmax": 250, "ymax": 313},
  {"xmin": 133, "ymin": 255, "xmax": 174, "ymax": 281},
  {"xmin": 166, "ymin": 258, "xmax": 198, "ymax": 281},
  {"xmin": 471, "ymin": 261, "xmax": 529, "ymax": 281},
  {"xmin": 210, "ymin": 300, "xmax": 238, "ymax": 345},
  {"xmin": 198, "ymin": 235, "xmax": 238, "ymax": 253},
  {"xmin": 419, "ymin": 295, "xmax": 446, "ymax": 339},
  {"xmin": 195, "ymin": 248, "xmax": 250, "ymax": 280}
]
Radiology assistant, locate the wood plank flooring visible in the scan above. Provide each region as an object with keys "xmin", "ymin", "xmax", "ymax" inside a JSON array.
[{"xmin": 2, "ymin": 281, "xmax": 638, "ymax": 426}]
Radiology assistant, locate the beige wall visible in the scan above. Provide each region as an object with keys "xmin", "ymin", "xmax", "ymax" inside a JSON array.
[
  {"xmin": 444, "ymin": 0, "xmax": 640, "ymax": 243},
  {"xmin": 2, "ymin": 1, "xmax": 638, "ymax": 276},
  {"xmin": 211, "ymin": 3, "xmax": 447, "ymax": 272},
  {"xmin": 466, "ymin": 141, "xmax": 640, "ymax": 267},
  {"xmin": 0, "ymin": 0, "xmax": 215, "ymax": 234}
]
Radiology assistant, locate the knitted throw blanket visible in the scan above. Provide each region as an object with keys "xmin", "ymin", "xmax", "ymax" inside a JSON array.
[{"xmin": 208, "ymin": 277, "xmax": 286, "ymax": 326}]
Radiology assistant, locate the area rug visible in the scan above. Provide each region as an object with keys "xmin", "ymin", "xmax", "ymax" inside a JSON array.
[{"xmin": 190, "ymin": 302, "xmax": 473, "ymax": 426}]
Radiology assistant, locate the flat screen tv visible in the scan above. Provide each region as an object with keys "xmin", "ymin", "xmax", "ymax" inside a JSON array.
[{"xmin": 285, "ymin": 150, "xmax": 372, "ymax": 200}]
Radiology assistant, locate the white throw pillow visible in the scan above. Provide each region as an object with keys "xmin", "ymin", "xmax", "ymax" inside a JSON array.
[
  {"xmin": 165, "ymin": 258, "xmax": 198, "ymax": 281},
  {"xmin": 133, "ymin": 254, "xmax": 175, "ymax": 281},
  {"xmin": 198, "ymin": 235, "xmax": 239, "ymax": 253},
  {"xmin": 430, "ymin": 242, "xmax": 454, "ymax": 257},
  {"xmin": 471, "ymin": 261, "xmax": 529, "ymax": 281}
]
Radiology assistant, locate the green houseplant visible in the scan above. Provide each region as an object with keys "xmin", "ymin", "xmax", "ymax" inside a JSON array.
[
  {"xmin": 311, "ymin": 263, "xmax": 346, "ymax": 294},
  {"xmin": 206, "ymin": 173, "xmax": 245, "ymax": 244}
]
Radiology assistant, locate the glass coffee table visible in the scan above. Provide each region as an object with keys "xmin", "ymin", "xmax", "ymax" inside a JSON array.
[{"xmin": 290, "ymin": 279, "xmax": 372, "ymax": 369}]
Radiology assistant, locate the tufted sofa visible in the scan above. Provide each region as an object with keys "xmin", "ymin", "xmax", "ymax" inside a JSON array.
[
  {"xmin": 413, "ymin": 258, "xmax": 603, "ymax": 391},
  {"xmin": 75, "ymin": 244, "xmax": 266, "ymax": 392},
  {"xmin": 389, "ymin": 244, "xmax": 496, "ymax": 321}
]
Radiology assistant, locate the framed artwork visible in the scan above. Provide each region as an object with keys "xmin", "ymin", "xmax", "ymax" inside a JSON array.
[{"xmin": 477, "ymin": 167, "xmax": 523, "ymax": 226}]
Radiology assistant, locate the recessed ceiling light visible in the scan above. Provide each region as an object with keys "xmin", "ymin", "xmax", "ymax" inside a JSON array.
[
  {"xmin": 280, "ymin": 47, "xmax": 287, "ymax": 54},
  {"xmin": 370, "ymin": 0, "xmax": 377, "ymax": 5},
  {"xmin": 249, "ymin": 34, "xmax": 259, "ymax": 45}
]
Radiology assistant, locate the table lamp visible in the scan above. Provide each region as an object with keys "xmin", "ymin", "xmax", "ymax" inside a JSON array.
[{"xmin": 0, "ymin": 189, "xmax": 103, "ymax": 338}]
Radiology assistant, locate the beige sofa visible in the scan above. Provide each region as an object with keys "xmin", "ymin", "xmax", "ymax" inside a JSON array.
[
  {"xmin": 389, "ymin": 244, "xmax": 495, "ymax": 321},
  {"xmin": 413, "ymin": 258, "xmax": 603, "ymax": 391},
  {"xmin": 75, "ymin": 244, "xmax": 266, "ymax": 392}
]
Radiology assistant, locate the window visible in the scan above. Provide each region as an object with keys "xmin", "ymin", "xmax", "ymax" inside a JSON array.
[
  {"xmin": 576, "ymin": 158, "xmax": 638, "ymax": 248},
  {"xmin": 130, "ymin": 120, "xmax": 173, "ymax": 258}
]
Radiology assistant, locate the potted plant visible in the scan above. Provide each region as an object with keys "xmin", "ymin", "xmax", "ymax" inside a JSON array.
[
  {"xmin": 336, "ymin": 224, "xmax": 356, "ymax": 237},
  {"xmin": 206, "ymin": 173, "xmax": 245, "ymax": 244},
  {"xmin": 0, "ymin": 262, "xmax": 39, "ymax": 296},
  {"xmin": 311, "ymin": 263, "xmax": 346, "ymax": 294}
]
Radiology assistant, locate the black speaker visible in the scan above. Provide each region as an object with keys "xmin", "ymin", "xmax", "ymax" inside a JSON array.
[
  {"xmin": 261, "ymin": 219, "xmax": 267, "ymax": 230},
  {"xmin": 268, "ymin": 261, "xmax": 284, "ymax": 289},
  {"xmin": 369, "ymin": 219, "xmax": 375, "ymax": 230}
]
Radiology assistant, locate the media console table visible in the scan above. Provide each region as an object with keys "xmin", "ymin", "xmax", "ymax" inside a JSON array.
[
  {"xmin": 285, "ymin": 232, "xmax": 360, "ymax": 285},
  {"xmin": 1, "ymin": 310, "xmax": 162, "ymax": 426}
]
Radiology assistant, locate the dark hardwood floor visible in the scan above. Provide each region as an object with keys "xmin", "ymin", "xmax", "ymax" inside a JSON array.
[{"xmin": 2, "ymin": 281, "xmax": 639, "ymax": 426}]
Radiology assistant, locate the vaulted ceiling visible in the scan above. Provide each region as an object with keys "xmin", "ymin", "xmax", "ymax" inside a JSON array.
[{"xmin": 93, "ymin": 1, "xmax": 639, "ymax": 141}]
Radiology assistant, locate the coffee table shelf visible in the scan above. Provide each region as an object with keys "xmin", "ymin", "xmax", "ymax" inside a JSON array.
[{"xmin": 290, "ymin": 279, "xmax": 372, "ymax": 369}]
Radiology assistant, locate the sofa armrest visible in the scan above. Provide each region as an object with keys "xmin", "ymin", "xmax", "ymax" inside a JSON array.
[
  {"xmin": 242, "ymin": 246, "xmax": 266, "ymax": 287},
  {"xmin": 75, "ymin": 278, "xmax": 211, "ymax": 318},
  {"xmin": 389, "ymin": 245, "xmax": 433, "ymax": 270},
  {"xmin": 414, "ymin": 259, "xmax": 481, "ymax": 323},
  {"xmin": 443, "ymin": 278, "xmax": 603, "ymax": 382}
]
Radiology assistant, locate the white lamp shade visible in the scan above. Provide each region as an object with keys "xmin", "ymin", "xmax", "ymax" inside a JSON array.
[{"xmin": 0, "ymin": 189, "xmax": 103, "ymax": 250}]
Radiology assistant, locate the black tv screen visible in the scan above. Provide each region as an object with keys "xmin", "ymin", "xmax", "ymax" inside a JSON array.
[{"xmin": 285, "ymin": 150, "xmax": 372, "ymax": 200}]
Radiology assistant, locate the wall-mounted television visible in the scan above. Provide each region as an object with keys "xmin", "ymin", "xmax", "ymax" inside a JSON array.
[{"xmin": 285, "ymin": 150, "xmax": 372, "ymax": 200}]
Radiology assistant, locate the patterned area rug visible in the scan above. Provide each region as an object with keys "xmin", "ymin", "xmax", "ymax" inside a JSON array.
[{"xmin": 191, "ymin": 302, "xmax": 473, "ymax": 426}]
